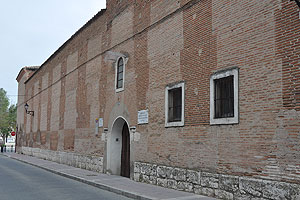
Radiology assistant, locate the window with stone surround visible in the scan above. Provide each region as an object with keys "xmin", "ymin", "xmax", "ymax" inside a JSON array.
[
  {"xmin": 115, "ymin": 57, "xmax": 125, "ymax": 92},
  {"xmin": 210, "ymin": 68, "xmax": 239, "ymax": 125},
  {"xmin": 165, "ymin": 82, "xmax": 185, "ymax": 127}
]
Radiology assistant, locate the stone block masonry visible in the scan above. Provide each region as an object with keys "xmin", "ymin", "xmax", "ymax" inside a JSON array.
[
  {"xmin": 134, "ymin": 162, "xmax": 300, "ymax": 200},
  {"xmin": 21, "ymin": 147, "xmax": 103, "ymax": 173}
]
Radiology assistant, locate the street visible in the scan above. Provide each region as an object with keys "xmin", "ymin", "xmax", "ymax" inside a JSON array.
[{"xmin": 0, "ymin": 155, "xmax": 132, "ymax": 200}]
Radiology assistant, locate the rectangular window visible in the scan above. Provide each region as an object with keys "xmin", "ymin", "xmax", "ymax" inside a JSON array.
[
  {"xmin": 214, "ymin": 75, "xmax": 234, "ymax": 118},
  {"xmin": 165, "ymin": 82, "xmax": 184, "ymax": 127},
  {"xmin": 210, "ymin": 68, "xmax": 239, "ymax": 125},
  {"xmin": 168, "ymin": 87, "xmax": 182, "ymax": 122}
]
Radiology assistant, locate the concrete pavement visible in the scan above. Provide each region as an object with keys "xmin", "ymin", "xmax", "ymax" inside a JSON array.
[{"xmin": 2, "ymin": 153, "xmax": 217, "ymax": 200}]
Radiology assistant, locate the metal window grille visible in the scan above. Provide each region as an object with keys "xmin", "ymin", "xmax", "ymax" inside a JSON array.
[
  {"xmin": 168, "ymin": 88, "xmax": 182, "ymax": 122},
  {"xmin": 214, "ymin": 75, "xmax": 234, "ymax": 118},
  {"xmin": 116, "ymin": 58, "xmax": 124, "ymax": 89}
]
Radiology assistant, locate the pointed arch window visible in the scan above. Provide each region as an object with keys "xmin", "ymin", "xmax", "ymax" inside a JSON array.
[{"xmin": 115, "ymin": 57, "xmax": 125, "ymax": 92}]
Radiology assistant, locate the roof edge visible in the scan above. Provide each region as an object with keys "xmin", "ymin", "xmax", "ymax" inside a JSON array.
[
  {"xmin": 16, "ymin": 66, "xmax": 40, "ymax": 82},
  {"xmin": 25, "ymin": 8, "xmax": 106, "ymax": 84}
]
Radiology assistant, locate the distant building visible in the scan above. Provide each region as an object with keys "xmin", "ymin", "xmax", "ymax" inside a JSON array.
[{"xmin": 16, "ymin": 0, "xmax": 300, "ymax": 199}]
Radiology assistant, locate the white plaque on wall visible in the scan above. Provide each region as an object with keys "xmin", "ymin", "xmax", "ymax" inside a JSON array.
[
  {"xmin": 98, "ymin": 118, "xmax": 103, "ymax": 127},
  {"xmin": 138, "ymin": 110, "xmax": 149, "ymax": 124}
]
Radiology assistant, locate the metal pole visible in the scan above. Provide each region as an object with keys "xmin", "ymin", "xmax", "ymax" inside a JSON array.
[{"xmin": 15, "ymin": 133, "xmax": 17, "ymax": 153}]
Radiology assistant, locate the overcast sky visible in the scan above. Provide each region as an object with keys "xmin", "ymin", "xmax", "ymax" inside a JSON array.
[{"xmin": 0, "ymin": 0, "xmax": 106, "ymax": 105}]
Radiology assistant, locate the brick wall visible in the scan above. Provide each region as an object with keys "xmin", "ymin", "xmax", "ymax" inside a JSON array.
[
  {"xmin": 276, "ymin": 0, "xmax": 300, "ymax": 110},
  {"xmin": 17, "ymin": 0, "xmax": 300, "ymax": 199}
]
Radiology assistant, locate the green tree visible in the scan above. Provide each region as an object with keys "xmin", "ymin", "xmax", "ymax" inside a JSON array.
[{"xmin": 0, "ymin": 88, "xmax": 16, "ymax": 144}]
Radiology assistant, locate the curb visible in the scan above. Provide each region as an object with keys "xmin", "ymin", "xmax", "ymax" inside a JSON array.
[{"xmin": 2, "ymin": 154, "xmax": 154, "ymax": 200}]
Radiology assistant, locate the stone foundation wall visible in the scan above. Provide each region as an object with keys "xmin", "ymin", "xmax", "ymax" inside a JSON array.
[
  {"xmin": 134, "ymin": 162, "xmax": 300, "ymax": 200},
  {"xmin": 20, "ymin": 147, "xmax": 103, "ymax": 173}
]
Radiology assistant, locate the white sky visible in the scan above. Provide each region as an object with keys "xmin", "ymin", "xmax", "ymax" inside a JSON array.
[{"xmin": 0, "ymin": 0, "xmax": 106, "ymax": 105}]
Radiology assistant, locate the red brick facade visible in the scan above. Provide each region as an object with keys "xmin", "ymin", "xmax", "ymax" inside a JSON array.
[{"xmin": 17, "ymin": 0, "xmax": 300, "ymax": 198}]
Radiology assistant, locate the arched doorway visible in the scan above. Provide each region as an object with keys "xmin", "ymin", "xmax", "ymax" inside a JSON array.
[{"xmin": 108, "ymin": 117, "xmax": 130, "ymax": 177}]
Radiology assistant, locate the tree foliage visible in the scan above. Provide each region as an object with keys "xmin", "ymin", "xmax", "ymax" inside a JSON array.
[{"xmin": 0, "ymin": 88, "xmax": 16, "ymax": 143}]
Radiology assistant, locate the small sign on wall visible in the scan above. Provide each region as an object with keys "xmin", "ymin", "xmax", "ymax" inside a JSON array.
[
  {"xmin": 95, "ymin": 118, "xmax": 99, "ymax": 136},
  {"xmin": 138, "ymin": 110, "xmax": 149, "ymax": 125},
  {"xmin": 98, "ymin": 118, "xmax": 103, "ymax": 127}
]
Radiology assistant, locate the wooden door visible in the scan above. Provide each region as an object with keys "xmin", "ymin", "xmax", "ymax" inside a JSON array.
[{"xmin": 121, "ymin": 123, "xmax": 130, "ymax": 177}]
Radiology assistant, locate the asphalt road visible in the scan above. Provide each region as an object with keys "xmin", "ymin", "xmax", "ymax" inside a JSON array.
[{"xmin": 0, "ymin": 155, "xmax": 133, "ymax": 200}]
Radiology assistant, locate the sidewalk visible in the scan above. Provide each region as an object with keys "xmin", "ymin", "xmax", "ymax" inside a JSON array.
[{"xmin": 2, "ymin": 153, "xmax": 216, "ymax": 200}]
